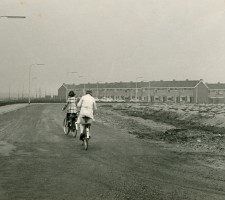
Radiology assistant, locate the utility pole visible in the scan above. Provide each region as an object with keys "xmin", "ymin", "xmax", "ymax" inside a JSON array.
[
  {"xmin": 28, "ymin": 63, "xmax": 45, "ymax": 104},
  {"xmin": 39, "ymin": 88, "xmax": 41, "ymax": 99},
  {"xmin": 148, "ymin": 81, "xmax": 151, "ymax": 102},
  {"xmin": 135, "ymin": 76, "xmax": 143, "ymax": 101},
  {"xmin": 22, "ymin": 85, "xmax": 24, "ymax": 100},
  {"xmin": 8, "ymin": 87, "xmax": 10, "ymax": 101}
]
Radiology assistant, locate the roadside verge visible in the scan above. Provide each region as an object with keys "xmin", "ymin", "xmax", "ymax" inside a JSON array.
[{"xmin": 0, "ymin": 104, "xmax": 28, "ymax": 115}]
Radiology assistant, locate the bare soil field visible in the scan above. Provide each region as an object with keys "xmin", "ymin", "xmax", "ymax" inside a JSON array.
[{"xmin": 96, "ymin": 103, "xmax": 225, "ymax": 169}]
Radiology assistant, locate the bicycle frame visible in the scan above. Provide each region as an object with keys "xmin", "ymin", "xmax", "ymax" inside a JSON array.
[
  {"xmin": 81, "ymin": 116, "xmax": 92, "ymax": 150},
  {"xmin": 63, "ymin": 113, "xmax": 78, "ymax": 136},
  {"xmin": 83, "ymin": 123, "xmax": 90, "ymax": 138}
]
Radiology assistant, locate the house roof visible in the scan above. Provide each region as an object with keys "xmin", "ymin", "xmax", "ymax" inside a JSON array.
[
  {"xmin": 207, "ymin": 83, "xmax": 225, "ymax": 90},
  {"xmin": 62, "ymin": 80, "xmax": 202, "ymax": 89},
  {"xmin": 142, "ymin": 80, "xmax": 201, "ymax": 88},
  {"xmin": 63, "ymin": 83, "xmax": 76, "ymax": 89}
]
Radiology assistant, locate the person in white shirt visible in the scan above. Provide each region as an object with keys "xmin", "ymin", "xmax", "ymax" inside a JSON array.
[{"xmin": 77, "ymin": 90, "xmax": 97, "ymax": 140}]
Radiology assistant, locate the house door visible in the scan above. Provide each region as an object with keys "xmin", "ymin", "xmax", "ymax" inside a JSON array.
[{"xmin": 151, "ymin": 96, "xmax": 154, "ymax": 103}]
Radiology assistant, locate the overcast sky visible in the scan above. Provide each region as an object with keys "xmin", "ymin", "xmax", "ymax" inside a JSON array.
[{"xmin": 1, "ymin": 0, "xmax": 225, "ymax": 96}]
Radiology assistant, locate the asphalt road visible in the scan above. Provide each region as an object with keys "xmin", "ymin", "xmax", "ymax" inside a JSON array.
[{"xmin": 0, "ymin": 104, "xmax": 225, "ymax": 200}]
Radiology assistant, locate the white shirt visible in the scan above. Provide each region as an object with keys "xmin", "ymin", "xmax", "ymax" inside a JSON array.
[{"xmin": 77, "ymin": 94, "xmax": 97, "ymax": 119}]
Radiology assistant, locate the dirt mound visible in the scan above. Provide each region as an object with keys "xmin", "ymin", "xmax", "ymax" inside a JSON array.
[{"xmin": 97, "ymin": 103, "xmax": 225, "ymax": 154}]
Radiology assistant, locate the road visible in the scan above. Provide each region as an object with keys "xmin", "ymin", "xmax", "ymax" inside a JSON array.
[{"xmin": 0, "ymin": 104, "xmax": 225, "ymax": 200}]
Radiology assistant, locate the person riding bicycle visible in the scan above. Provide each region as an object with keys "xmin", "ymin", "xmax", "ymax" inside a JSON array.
[
  {"xmin": 77, "ymin": 89, "xmax": 97, "ymax": 140},
  {"xmin": 62, "ymin": 90, "xmax": 78, "ymax": 130}
]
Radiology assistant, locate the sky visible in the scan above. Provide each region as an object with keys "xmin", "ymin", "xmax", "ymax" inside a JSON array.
[{"xmin": 1, "ymin": 0, "xmax": 225, "ymax": 97}]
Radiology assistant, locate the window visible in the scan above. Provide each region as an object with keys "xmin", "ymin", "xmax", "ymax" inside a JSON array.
[
  {"xmin": 181, "ymin": 96, "xmax": 187, "ymax": 101},
  {"xmin": 167, "ymin": 96, "xmax": 173, "ymax": 101},
  {"xmin": 154, "ymin": 96, "xmax": 160, "ymax": 101}
]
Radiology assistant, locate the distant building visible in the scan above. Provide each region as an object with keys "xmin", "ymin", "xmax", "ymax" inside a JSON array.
[
  {"xmin": 58, "ymin": 79, "xmax": 210, "ymax": 103},
  {"xmin": 207, "ymin": 83, "xmax": 225, "ymax": 104},
  {"xmin": 45, "ymin": 95, "xmax": 52, "ymax": 99},
  {"xmin": 58, "ymin": 83, "xmax": 76, "ymax": 101},
  {"xmin": 141, "ymin": 79, "xmax": 209, "ymax": 104}
]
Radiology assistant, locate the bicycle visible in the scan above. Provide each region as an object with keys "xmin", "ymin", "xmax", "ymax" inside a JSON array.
[
  {"xmin": 80, "ymin": 116, "xmax": 92, "ymax": 150},
  {"xmin": 63, "ymin": 113, "xmax": 78, "ymax": 137}
]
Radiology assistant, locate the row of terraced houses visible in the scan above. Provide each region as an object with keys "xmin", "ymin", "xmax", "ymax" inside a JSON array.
[{"xmin": 58, "ymin": 79, "xmax": 225, "ymax": 104}]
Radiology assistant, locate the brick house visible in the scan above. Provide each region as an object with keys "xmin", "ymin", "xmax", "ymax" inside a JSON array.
[
  {"xmin": 140, "ymin": 79, "xmax": 209, "ymax": 103},
  {"xmin": 57, "ymin": 79, "xmax": 209, "ymax": 103},
  {"xmin": 58, "ymin": 83, "xmax": 76, "ymax": 101},
  {"xmin": 207, "ymin": 83, "xmax": 225, "ymax": 104}
]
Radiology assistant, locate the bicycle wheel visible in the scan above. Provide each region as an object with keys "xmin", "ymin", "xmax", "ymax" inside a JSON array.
[
  {"xmin": 82, "ymin": 126, "xmax": 88, "ymax": 150},
  {"xmin": 72, "ymin": 129, "xmax": 77, "ymax": 138},
  {"xmin": 84, "ymin": 138, "xmax": 88, "ymax": 150},
  {"xmin": 63, "ymin": 118, "xmax": 70, "ymax": 135}
]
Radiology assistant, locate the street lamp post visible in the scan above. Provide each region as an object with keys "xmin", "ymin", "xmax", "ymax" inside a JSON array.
[
  {"xmin": 95, "ymin": 81, "xmax": 104, "ymax": 99},
  {"xmin": 143, "ymin": 80, "xmax": 151, "ymax": 102},
  {"xmin": 32, "ymin": 77, "xmax": 38, "ymax": 99},
  {"xmin": 28, "ymin": 64, "xmax": 45, "ymax": 104},
  {"xmin": 65, "ymin": 85, "xmax": 68, "ymax": 101},
  {"xmin": 22, "ymin": 85, "xmax": 24, "ymax": 100},
  {"xmin": 8, "ymin": 87, "xmax": 11, "ymax": 101},
  {"xmin": 97, "ymin": 82, "xmax": 99, "ymax": 98},
  {"xmin": 0, "ymin": 16, "xmax": 26, "ymax": 19},
  {"xmin": 1, "ymin": 15, "xmax": 26, "ymax": 101},
  {"xmin": 135, "ymin": 77, "xmax": 143, "ymax": 101}
]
